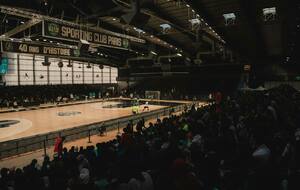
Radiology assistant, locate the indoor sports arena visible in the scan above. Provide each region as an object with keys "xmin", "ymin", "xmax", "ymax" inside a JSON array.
[{"xmin": 0, "ymin": 0, "xmax": 300, "ymax": 190}]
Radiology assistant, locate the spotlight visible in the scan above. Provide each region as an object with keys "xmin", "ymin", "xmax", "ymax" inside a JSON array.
[
  {"xmin": 58, "ymin": 61, "xmax": 63, "ymax": 68},
  {"xmin": 160, "ymin": 23, "xmax": 171, "ymax": 34},
  {"xmin": 150, "ymin": 51, "xmax": 157, "ymax": 55}
]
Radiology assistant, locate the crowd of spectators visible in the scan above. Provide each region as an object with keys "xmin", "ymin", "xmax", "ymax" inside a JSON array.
[
  {"xmin": 0, "ymin": 84, "xmax": 118, "ymax": 109},
  {"xmin": 0, "ymin": 85, "xmax": 300, "ymax": 190}
]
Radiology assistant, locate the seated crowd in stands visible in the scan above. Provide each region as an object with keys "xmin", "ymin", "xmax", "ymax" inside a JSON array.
[
  {"xmin": 0, "ymin": 85, "xmax": 118, "ymax": 109},
  {"xmin": 1, "ymin": 85, "xmax": 300, "ymax": 190}
]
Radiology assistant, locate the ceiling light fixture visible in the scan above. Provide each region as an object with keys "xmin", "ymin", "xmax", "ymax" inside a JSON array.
[
  {"xmin": 160, "ymin": 23, "xmax": 171, "ymax": 34},
  {"xmin": 150, "ymin": 51, "xmax": 157, "ymax": 55}
]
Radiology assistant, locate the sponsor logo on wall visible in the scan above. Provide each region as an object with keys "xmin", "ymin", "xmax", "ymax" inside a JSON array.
[{"xmin": 47, "ymin": 23, "xmax": 60, "ymax": 37}]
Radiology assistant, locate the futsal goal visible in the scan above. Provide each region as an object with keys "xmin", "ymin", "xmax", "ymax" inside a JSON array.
[{"xmin": 145, "ymin": 91, "xmax": 161, "ymax": 100}]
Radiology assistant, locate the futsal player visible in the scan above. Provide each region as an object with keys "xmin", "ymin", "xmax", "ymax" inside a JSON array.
[
  {"xmin": 132, "ymin": 103, "xmax": 139, "ymax": 114},
  {"xmin": 142, "ymin": 101, "xmax": 150, "ymax": 111}
]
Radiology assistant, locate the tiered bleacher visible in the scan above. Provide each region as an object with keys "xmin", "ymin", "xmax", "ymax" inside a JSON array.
[{"xmin": 0, "ymin": 85, "xmax": 300, "ymax": 190}]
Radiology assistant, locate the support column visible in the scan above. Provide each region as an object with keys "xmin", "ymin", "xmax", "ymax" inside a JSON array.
[
  {"xmin": 212, "ymin": 41, "xmax": 216, "ymax": 55},
  {"xmin": 109, "ymin": 66, "xmax": 112, "ymax": 84},
  {"xmin": 33, "ymin": 55, "xmax": 36, "ymax": 85},
  {"xmin": 92, "ymin": 63, "xmax": 94, "ymax": 84},
  {"xmin": 71, "ymin": 60, "xmax": 74, "ymax": 85},
  {"xmin": 60, "ymin": 67, "xmax": 62, "ymax": 85},
  {"xmin": 101, "ymin": 67, "xmax": 103, "ymax": 84},
  {"xmin": 47, "ymin": 64, "xmax": 50, "ymax": 85},
  {"xmin": 222, "ymin": 46, "xmax": 226, "ymax": 60},
  {"xmin": 82, "ymin": 63, "xmax": 85, "ymax": 84},
  {"xmin": 17, "ymin": 54, "xmax": 20, "ymax": 86}
]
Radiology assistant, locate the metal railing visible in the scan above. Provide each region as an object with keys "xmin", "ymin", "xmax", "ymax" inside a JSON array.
[{"xmin": 0, "ymin": 103, "xmax": 193, "ymax": 159}]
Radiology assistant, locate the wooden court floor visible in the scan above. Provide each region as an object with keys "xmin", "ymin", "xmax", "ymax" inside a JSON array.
[{"xmin": 0, "ymin": 101, "xmax": 165, "ymax": 142}]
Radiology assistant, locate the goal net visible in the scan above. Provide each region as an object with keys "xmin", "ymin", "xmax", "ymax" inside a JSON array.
[{"xmin": 145, "ymin": 91, "xmax": 161, "ymax": 100}]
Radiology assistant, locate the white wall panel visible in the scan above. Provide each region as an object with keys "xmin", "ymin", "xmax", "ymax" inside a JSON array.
[
  {"xmin": 103, "ymin": 66, "xmax": 110, "ymax": 84},
  {"xmin": 35, "ymin": 70, "xmax": 48, "ymax": 85},
  {"xmin": 73, "ymin": 72, "xmax": 83, "ymax": 84},
  {"xmin": 103, "ymin": 66, "xmax": 110, "ymax": 73},
  {"xmin": 84, "ymin": 63, "xmax": 93, "ymax": 84},
  {"xmin": 111, "ymin": 67, "xmax": 118, "ymax": 74},
  {"xmin": 94, "ymin": 72, "xmax": 102, "ymax": 84},
  {"xmin": 103, "ymin": 76, "xmax": 110, "ymax": 84},
  {"xmin": 2, "ymin": 53, "xmax": 118, "ymax": 86},
  {"xmin": 49, "ymin": 71, "xmax": 61, "ymax": 85},
  {"xmin": 48, "ymin": 58, "xmax": 61, "ymax": 71},
  {"xmin": 73, "ymin": 61, "xmax": 83, "ymax": 72},
  {"xmin": 93, "ymin": 64, "xmax": 102, "ymax": 84},
  {"xmin": 19, "ymin": 54, "xmax": 33, "ymax": 71},
  {"xmin": 61, "ymin": 60, "xmax": 73, "ymax": 84},
  {"xmin": 48, "ymin": 58, "xmax": 62, "ymax": 84},
  {"xmin": 20, "ymin": 70, "xmax": 33, "ymax": 85},
  {"xmin": 111, "ymin": 67, "xmax": 118, "ymax": 83},
  {"xmin": 35, "ymin": 55, "xmax": 48, "ymax": 85}
]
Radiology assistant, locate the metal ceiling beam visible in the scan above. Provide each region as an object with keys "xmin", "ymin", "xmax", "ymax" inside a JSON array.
[
  {"xmin": 114, "ymin": 1, "xmax": 200, "ymax": 50},
  {"xmin": 143, "ymin": 4, "xmax": 224, "ymax": 54},
  {"xmin": 186, "ymin": 1, "xmax": 242, "ymax": 57},
  {"xmin": 97, "ymin": 17, "xmax": 184, "ymax": 52},
  {"xmin": 142, "ymin": 8, "xmax": 196, "ymax": 40},
  {"xmin": 0, "ymin": 5, "xmax": 145, "ymax": 44},
  {"xmin": 152, "ymin": 31, "xmax": 192, "ymax": 52},
  {"xmin": 0, "ymin": 19, "xmax": 41, "ymax": 39}
]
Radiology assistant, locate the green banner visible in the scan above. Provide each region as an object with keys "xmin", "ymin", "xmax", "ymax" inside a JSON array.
[
  {"xmin": 43, "ymin": 21, "xmax": 131, "ymax": 49},
  {"xmin": 1, "ymin": 41, "xmax": 80, "ymax": 57}
]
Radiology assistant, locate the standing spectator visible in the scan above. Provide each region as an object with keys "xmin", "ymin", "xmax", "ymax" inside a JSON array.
[{"xmin": 54, "ymin": 136, "xmax": 65, "ymax": 158}]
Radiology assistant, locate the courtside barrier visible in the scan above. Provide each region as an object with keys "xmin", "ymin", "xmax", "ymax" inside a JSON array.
[{"xmin": 0, "ymin": 101, "xmax": 196, "ymax": 159}]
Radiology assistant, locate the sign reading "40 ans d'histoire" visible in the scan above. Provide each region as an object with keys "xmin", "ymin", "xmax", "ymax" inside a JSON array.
[
  {"xmin": 1, "ymin": 41, "xmax": 81, "ymax": 57},
  {"xmin": 43, "ymin": 21, "xmax": 131, "ymax": 49}
]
